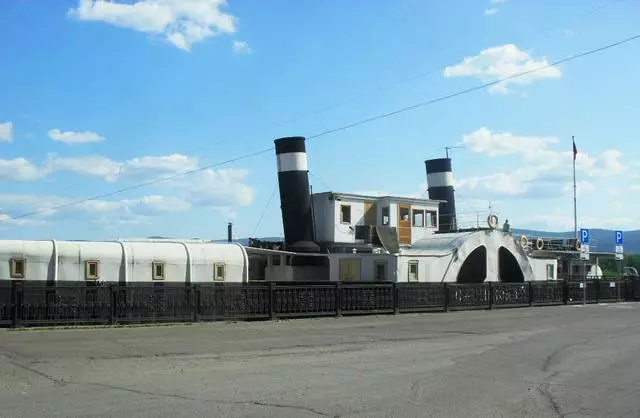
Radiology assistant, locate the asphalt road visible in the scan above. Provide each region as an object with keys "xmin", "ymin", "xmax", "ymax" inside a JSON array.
[{"xmin": 1, "ymin": 303, "xmax": 640, "ymax": 418}]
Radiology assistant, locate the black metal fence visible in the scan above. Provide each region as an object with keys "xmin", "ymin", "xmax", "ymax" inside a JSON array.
[{"xmin": 1, "ymin": 279, "xmax": 639, "ymax": 328}]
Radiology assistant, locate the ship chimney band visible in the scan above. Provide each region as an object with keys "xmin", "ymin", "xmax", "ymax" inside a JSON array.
[
  {"xmin": 277, "ymin": 152, "xmax": 309, "ymax": 173},
  {"xmin": 426, "ymin": 172, "xmax": 453, "ymax": 188}
]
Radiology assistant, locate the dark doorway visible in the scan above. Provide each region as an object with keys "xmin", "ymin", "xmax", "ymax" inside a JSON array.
[
  {"xmin": 457, "ymin": 246, "xmax": 487, "ymax": 283},
  {"xmin": 499, "ymin": 246, "xmax": 524, "ymax": 283}
]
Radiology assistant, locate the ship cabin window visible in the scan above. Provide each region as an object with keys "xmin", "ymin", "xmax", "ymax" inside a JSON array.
[
  {"xmin": 214, "ymin": 263, "xmax": 226, "ymax": 281},
  {"xmin": 85, "ymin": 261, "xmax": 100, "ymax": 280},
  {"xmin": 572, "ymin": 264, "xmax": 580, "ymax": 275},
  {"xmin": 408, "ymin": 261, "xmax": 419, "ymax": 282},
  {"xmin": 426, "ymin": 211, "xmax": 437, "ymax": 227},
  {"xmin": 152, "ymin": 262, "xmax": 165, "ymax": 280},
  {"xmin": 400, "ymin": 206, "xmax": 410, "ymax": 221},
  {"xmin": 381, "ymin": 206, "xmax": 390, "ymax": 225},
  {"xmin": 375, "ymin": 261, "xmax": 387, "ymax": 281},
  {"xmin": 10, "ymin": 258, "xmax": 26, "ymax": 279},
  {"xmin": 271, "ymin": 255, "xmax": 281, "ymax": 266},
  {"xmin": 546, "ymin": 264, "xmax": 555, "ymax": 280},
  {"xmin": 412, "ymin": 209, "xmax": 425, "ymax": 227},
  {"xmin": 340, "ymin": 204, "xmax": 351, "ymax": 224}
]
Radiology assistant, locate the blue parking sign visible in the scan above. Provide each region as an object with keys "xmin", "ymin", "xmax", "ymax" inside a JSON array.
[
  {"xmin": 580, "ymin": 228, "xmax": 590, "ymax": 244},
  {"xmin": 615, "ymin": 231, "xmax": 624, "ymax": 245}
]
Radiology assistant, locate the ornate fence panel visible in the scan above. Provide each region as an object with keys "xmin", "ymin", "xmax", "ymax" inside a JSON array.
[
  {"xmin": 3, "ymin": 279, "xmax": 640, "ymax": 328},
  {"xmin": 0, "ymin": 282, "xmax": 12, "ymax": 326},
  {"xmin": 273, "ymin": 283, "xmax": 337, "ymax": 318},
  {"xmin": 625, "ymin": 279, "xmax": 640, "ymax": 301},
  {"xmin": 491, "ymin": 283, "xmax": 530, "ymax": 308},
  {"xmin": 598, "ymin": 280, "xmax": 624, "ymax": 303},
  {"xmin": 112, "ymin": 284, "xmax": 194, "ymax": 324},
  {"xmin": 198, "ymin": 283, "xmax": 270, "ymax": 321},
  {"xmin": 397, "ymin": 283, "xmax": 445, "ymax": 313},
  {"xmin": 18, "ymin": 282, "xmax": 112, "ymax": 326},
  {"xmin": 566, "ymin": 280, "xmax": 598, "ymax": 304},
  {"xmin": 340, "ymin": 283, "xmax": 395, "ymax": 315},
  {"xmin": 531, "ymin": 281, "xmax": 564, "ymax": 306},
  {"xmin": 447, "ymin": 283, "xmax": 491, "ymax": 310}
]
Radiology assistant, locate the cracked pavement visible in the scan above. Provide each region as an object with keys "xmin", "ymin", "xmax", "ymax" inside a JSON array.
[{"xmin": 1, "ymin": 303, "xmax": 640, "ymax": 417}]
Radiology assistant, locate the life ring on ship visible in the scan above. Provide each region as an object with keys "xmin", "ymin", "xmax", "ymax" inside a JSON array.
[
  {"xmin": 536, "ymin": 238, "xmax": 544, "ymax": 250},
  {"xmin": 519, "ymin": 235, "xmax": 528, "ymax": 248},
  {"xmin": 487, "ymin": 214, "xmax": 499, "ymax": 229},
  {"xmin": 575, "ymin": 239, "xmax": 581, "ymax": 250}
]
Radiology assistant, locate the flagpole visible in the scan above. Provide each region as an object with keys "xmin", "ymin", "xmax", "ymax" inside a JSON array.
[{"xmin": 573, "ymin": 135, "xmax": 577, "ymax": 241}]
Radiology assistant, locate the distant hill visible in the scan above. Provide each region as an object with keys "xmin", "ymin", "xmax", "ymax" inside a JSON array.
[{"xmin": 512, "ymin": 229, "xmax": 640, "ymax": 254}]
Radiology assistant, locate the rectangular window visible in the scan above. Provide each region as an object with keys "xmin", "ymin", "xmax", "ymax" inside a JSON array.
[
  {"xmin": 408, "ymin": 261, "xmax": 419, "ymax": 282},
  {"xmin": 375, "ymin": 262, "xmax": 387, "ymax": 281},
  {"xmin": 400, "ymin": 206, "xmax": 409, "ymax": 221},
  {"xmin": 271, "ymin": 255, "xmax": 281, "ymax": 266},
  {"xmin": 546, "ymin": 264, "xmax": 555, "ymax": 280},
  {"xmin": 340, "ymin": 204, "xmax": 351, "ymax": 224},
  {"xmin": 412, "ymin": 209, "xmax": 425, "ymax": 227},
  {"xmin": 381, "ymin": 207, "xmax": 390, "ymax": 225},
  {"xmin": 214, "ymin": 263, "xmax": 226, "ymax": 281},
  {"xmin": 85, "ymin": 261, "xmax": 100, "ymax": 280},
  {"xmin": 426, "ymin": 211, "xmax": 436, "ymax": 227},
  {"xmin": 152, "ymin": 262, "xmax": 165, "ymax": 280},
  {"xmin": 10, "ymin": 258, "xmax": 25, "ymax": 279}
]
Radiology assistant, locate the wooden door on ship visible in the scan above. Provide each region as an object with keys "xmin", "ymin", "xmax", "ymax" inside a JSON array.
[{"xmin": 398, "ymin": 204, "xmax": 411, "ymax": 245}]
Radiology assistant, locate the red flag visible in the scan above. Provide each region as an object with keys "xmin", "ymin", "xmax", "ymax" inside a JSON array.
[{"xmin": 573, "ymin": 138, "xmax": 577, "ymax": 160}]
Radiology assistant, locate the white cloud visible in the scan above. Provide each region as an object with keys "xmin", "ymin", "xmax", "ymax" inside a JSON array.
[
  {"xmin": 0, "ymin": 152, "xmax": 254, "ymax": 212},
  {"xmin": 0, "ymin": 122, "xmax": 13, "ymax": 142},
  {"xmin": 0, "ymin": 193, "xmax": 192, "ymax": 226},
  {"xmin": 455, "ymin": 127, "xmax": 627, "ymax": 201},
  {"xmin": 443, "ymin": 44, "xmax": 561, "ymax": 94},
  {"xmin": 49, "ymin": 155, "xmax": 122, "ymax": 181},
  {"xmin": 125, "ymin": 154, "xmax": 199, "ymax": 174},
  {"xmin": 172, "ymin": 167, "xmax": 254, "ymax": 208},
  {"xmin": 48, "ymin": 128, "xmax": 105, "ymax": 144},
  {"xmin": 232, "ymin": 40, "xmax": 251, "ymax": 54},
  {"xmin": 0, "ymin": 158, "xmax": 49, "ymax": 181},
  {"xmin": 69, "ymin": 0, "xmax": 237, "ymax": 51},
  {"xmin": 462, "ymin": 127, "xmax": 559, "ymax": 162},
  {"xmin": 484, "ymin": 8, "xmax": 498, "ymax": 16},
  {"xmin": 491, "ymin": 0, "xmax": 509, "ymax": 3},
  {"xmin": 600, "ymin": 149, "xmax": 625, "ymax": 174},
  {"xmin": 44, "ymin": 153, "xmax": 198, "ymax": 182},
  {"xmin": 455, "ymin": 169, "xmax": 537, "ymax": 198}
]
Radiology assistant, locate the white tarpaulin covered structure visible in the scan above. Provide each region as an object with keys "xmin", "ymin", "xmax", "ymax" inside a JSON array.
[{"xmin": 396, "ymin": 229, "xmax": 539, "ymax": 283}]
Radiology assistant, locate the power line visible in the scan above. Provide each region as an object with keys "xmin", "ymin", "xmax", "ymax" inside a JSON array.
[
  {"xmin": 308, "ymin": 33, "xmax": 640, "ymax": 142},
  {"xmin": 251, "ymin": 182, "xmax": 278, "ymax": 237},
  {"xmin": 7, "ymin": 147, "xmax": 274, "ymax": 221},
  {"xmin": 269, "ymin": 0, "xmax": 628, "ymax": 128},
  {"xmin": 4, "ymin": 33, "xmax": 640, "ymax": 223},
  {"xmin": 308, "ymin": 171, "xmax": 333, "ymax": 191}
]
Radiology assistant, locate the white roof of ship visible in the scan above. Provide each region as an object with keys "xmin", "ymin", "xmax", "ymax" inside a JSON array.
[{"xmin": 312, "ymin": 191, "xmax": 444, "ymax": 205}]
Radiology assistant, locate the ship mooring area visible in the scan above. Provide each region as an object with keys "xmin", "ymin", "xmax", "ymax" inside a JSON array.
[{"xmin": 1, "ymin": 304, "xmax": 640, "ymax": 418}]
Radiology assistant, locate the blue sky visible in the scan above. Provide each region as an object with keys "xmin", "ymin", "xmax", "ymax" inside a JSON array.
[{"xmin": 1, "ymin": 0, "xmax": 639, "ymax": 240}]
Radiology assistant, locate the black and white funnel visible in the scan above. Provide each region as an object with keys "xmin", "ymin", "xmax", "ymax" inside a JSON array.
[
  {"xmin": 275, "ymin": 136, "xmax": 320, "ymax": 253},
  {"xmin": 425, "ymin": 157, "xmax": 458, "ymax": 233}
]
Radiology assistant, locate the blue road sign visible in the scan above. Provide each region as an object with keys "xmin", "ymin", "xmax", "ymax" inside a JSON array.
[
  {"xmin": 616, "ymin": 231, "xmax": 624, "ymax": 245},
  {"xmin": 580, "ymin": 228, "xmax": 590, "ymax": 244}
]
